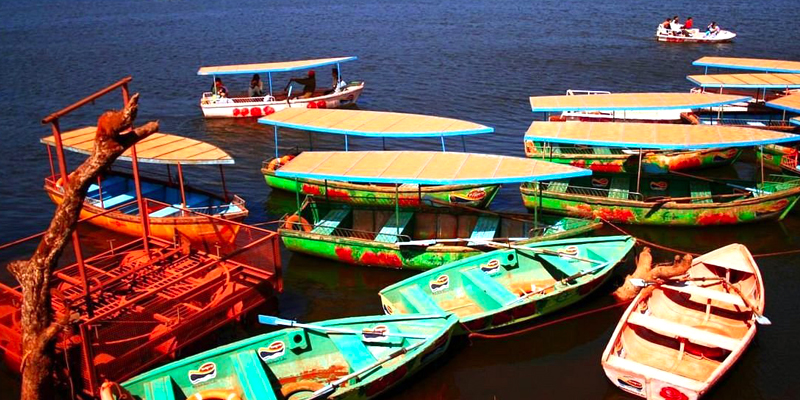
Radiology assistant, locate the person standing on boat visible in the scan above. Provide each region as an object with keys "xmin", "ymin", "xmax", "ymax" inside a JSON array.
[
  {"xmin": 212, "ymin": 77, "xmax": 228, "ymax": 97},
  {"xmin": 287, "ymin": 70, "xmax": 316, "ymax": 98},
  {"xmin": 249, "ymin": 74, "xmax": 264, "ymax": 97}
]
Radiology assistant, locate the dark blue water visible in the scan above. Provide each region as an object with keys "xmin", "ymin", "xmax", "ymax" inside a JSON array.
[{"xmin": 1, "ymin": 0, "xmax": 800, "ymax": 398}]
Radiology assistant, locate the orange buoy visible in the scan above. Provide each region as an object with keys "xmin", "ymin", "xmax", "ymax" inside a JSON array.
[
  {"xmin": 190, "ymin": 389, "xmax": 242, "ymax": 400},
  {"xmin": 283, "ymin": 215, "xmax": 312, "ymax": 232}
]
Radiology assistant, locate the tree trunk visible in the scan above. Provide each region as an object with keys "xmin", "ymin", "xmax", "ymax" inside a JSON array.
[
  {"xmin": 613, "ymin": 249, "xmax": 694, "ymax": 302},
  {"xmin": 7, "ymin": 94, "xmax": 158, "ymax": 400}
]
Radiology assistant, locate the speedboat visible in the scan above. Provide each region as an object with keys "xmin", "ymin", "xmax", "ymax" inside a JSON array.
[{"xmin": 656, "ymin": 26, "xmax": 736, "ymax": 43}]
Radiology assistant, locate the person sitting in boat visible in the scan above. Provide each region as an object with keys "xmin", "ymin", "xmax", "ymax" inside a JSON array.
[
  {"xmin": 324, "ymin": 68, "xmax": 347, "ymax": 95},
  {"xmin": 248, "ymin": 74, "xmax": 264, "ymax": 97},
  {"xmin": 660, "ymin": 17, "xmax": 671, "ymax": 32},
  {"xmin": 682, "ymin": 16, "xmax": 694, "ymax": 35},
  {"xmin": 211, "ymin": 77, "xmax": 228, "ymax": 97},
  {"xmin": 705, "ymin": 22, "xmax": 720, "ymax": 37},
  {"xmin": 669, "ymin": 16, "xmax": 683, "ymax": 35},
  {"xmin": 286, "ymin": 70, "xmax": 316, "ymax": 98}
]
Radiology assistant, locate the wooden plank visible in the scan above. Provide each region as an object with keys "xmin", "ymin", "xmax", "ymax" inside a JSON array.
[
  {"xmin": 329, "ymin": 334, "xmax": 377, "ymax": 372},
  {"xmin": 660, "ymin": 284, "xmax": 746, "ymax": 307},
  {"xmin": 468, "ymin": 215, "xmax": 499, "ymax": 245},
  {"xmin": 627, "ymin": 313, "xmax": 740, "ymax": 351},
  {"xmin": 548, "ymin": 181, "xmax": 569, "ymax": 193},
  {"xmin": 690, "ymin": 181, "xmax": 714, "ymax": 204},
  {"xmin": 375, "ymin": 212, "xmax": 413, "ymax": 243},
  {"xmin": 462, "ymin": 268, "xmax": 517, "ymax": 305},
  {"xmin": 231, "ymin": 350, "xmax": 278, "ymax": 400},
  {"xmin": 608, "ymin": 176, "xmax": 630, "ymax": 199},
  {"xmin": 400, "ymin": 285, "xmax": 443, "ymax": 314},
  {"xmin": 311, "ymin": 207, "xmax": 351, "ymax": 235}
]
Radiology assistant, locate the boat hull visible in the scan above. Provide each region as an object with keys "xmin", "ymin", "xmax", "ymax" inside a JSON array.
[
  {"xmin": 524, "ymin": 141, "xmax": 741, "ymax": 174},
  {"xmin": 655, "ymin": 28, "xmax": 736, "ymax": 43},
  {"xmin": 200, "ymin": 83, "xmax": 364, "ymax": 118},
  {"xmin": 757, "ymin": 144, "xmax": 799, "ymax": 174},
  {"xmin": 263, "ymin": 169, "xmax": 500, "ymax": 209}
]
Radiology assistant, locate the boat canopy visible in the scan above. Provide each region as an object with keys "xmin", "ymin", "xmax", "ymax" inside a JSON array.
[
  {"xmin": 687, "ymin": 73, "xmax": 800, "ymax": 89},
  {"xmin": 258, "ymin": 108, "xmax": 493, "ymax": 137},
  {"xmin": 693, "ymin": 56, "xmax": 800, "ymax": 73},
  {"xmin": 529, "ymin": 92, "xmax": 750, "ymax": 112},
  {"xmin": 197, "ymin": 56, "xmax": 357, "ymax": 76},
  {"xmin": 792, "ymin": 117, "xmax": 800, "ymax": 126},
  {"xmin": 524, "ymin": 121, "xmax": 800, "ymax": 150},
  {"xmin": 40, "ymin": 126, "xmax": 234, "ymax": 165},
  {"xmin": 766, "ymin": 93, "xmax": 800, "ymax": 113},
  {"xmin": 274, "ymin": 151, "xmax": 590, "ymax": 184}
]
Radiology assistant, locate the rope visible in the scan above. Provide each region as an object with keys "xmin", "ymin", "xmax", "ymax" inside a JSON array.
[{"xmin": 467, "ymin": 300, "xmax": 631, "ymax": 340}]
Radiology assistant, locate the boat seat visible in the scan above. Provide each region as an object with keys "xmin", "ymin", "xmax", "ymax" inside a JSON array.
[
  {"xmin": 690, "ymin": 181, "xmax": 713, "ymax": 204},
  {"xmin": 547, "ymin": 181, "xmax": 569, "ymax": 193},
  {"xmin": 231, "ymin": 350, "xmax": 278, "ymax": 400},
  {"xmin": 608, "ymin": 176, "xmax": 630, "ymax": 200},
  {"xmin": 374, "ymin": 212, "xmax": 413, "ymax": 243},
  {"xmin": 101, "ymin": 193, "xmax": 136, "ymax": 208},
  {"xmin": 660, "ymin": 283, "xmax": 746, "ymax": 307},
  {"xmin": 329, "ymin": 334, "xmax": 377, "ymax": 373},
  {"xmin": 142, "ymin": 376, "xmax": 176, "ymax": 400},
  {"xmin": 311, "ymin": 207, "xmax": 351, "ymax": 235},
  {"xmin": 550, "ymin": 144, "xmax": 562, "ymax": 155},
  {"xmin": 593, "ymin": 147, "xmax": 612, "ymax": 155},
  {"xmin": 462, "ymin": 268, "xmax": 517, "ymax": 305},
  {"xmin": 400, "ymin": 285, "xmax": 443, "ymax": 314},
  {"xmin": 467, "ymin": 215, "xmax": 499, "ymax": 246},
  {"xmin": 538, "ymin": 253, "xmax": 584, "ymax": 277},
  {"xmin": 627, "ymin": 312, "xmax": 740, "ymax": 351},
  {"xmin": 223, "ymin": 203, "xmax": 242, "ymax": 215},
  {"xmin": 604, "ymin": 355, "xmax": 706, "ymax": 392},
  {"xmin": 149, "ymin": 206, "xmax": 181, "ymax": 218}
]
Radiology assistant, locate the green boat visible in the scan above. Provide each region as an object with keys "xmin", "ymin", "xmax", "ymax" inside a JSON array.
[
  {"xmin": 757, "ymin": 144, "xmax": 800, "ymax": 174},
  {"xmin": 379, "ymin": 236, "xmax": 635, "ymax": 333},
  {"xmin": 520, "ymin": 173, "xmax": 800, "ymax": 226},
  {"xmin": 259, "ymin": 108, "xmax": 501, "ymax": 208},
  {"xmin": 101, "ymin": 314, "xmax": 458, "ymax": 400},
  {"xmin": 280, "ymin": 199, "xmax": 602, "ymax": 270}
]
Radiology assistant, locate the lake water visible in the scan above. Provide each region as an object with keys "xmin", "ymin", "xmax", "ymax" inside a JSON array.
[{"xmin": 1, "ymin": 0, "xmax": 799, "ymax": 398}]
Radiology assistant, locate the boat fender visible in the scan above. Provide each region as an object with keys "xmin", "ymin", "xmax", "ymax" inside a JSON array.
[
  {"xmin": 191, "ymin": 389, "xmax": 241, "ymax": 400},
  {"xmin": 283, "ymin": 215, "xmax": 312, "ymax": 232},
  {"xmin": 99, "ymin": 381, "xmax": 135, "ymax": 400},
  {"xmin": 267, "ymin": 158, "xmax": 281, "ymax": 171},
  {"xmin": 280, "ymin": 380, "xmax": 326, "ymax": 399}
]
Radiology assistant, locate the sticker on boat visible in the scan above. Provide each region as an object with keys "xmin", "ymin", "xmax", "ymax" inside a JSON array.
[
  {"xmin": 659, "ymin": 386, "xmax": 689, "ymax": 400},
  {"xmin": 188, "ymin": 362, "xmax": 217, "ymax": 385},
  {"xmin": 382, "ymin": 302, "xmax": 394, "ymax": 315},
  {"xmin": 480, "ymin": 259, "xmax": 501, "ymax": 275},
  {"xmin": 429, "ymin": 275, "xmax": 450, "ymax": 293},
  {"xmin": 258, "ymin": 341, "xmax": 286, "ymax": 362},
  {"xmin": 592, "ymin": 178, "xmax": 609, "ymax": 188},
  {"xmin": 617, "ymin": 376, "xmax": 643, "ymax": 394},
  {"xmin": 650, "ymin": 181, "xmax": 668, "ymax": 191},
  {"xmin": 362, "ymin": 325, "xmax": 390, "ymax": 342},
  {"xmin": 558, "ymin": 246, "xmax": 579, "ymax": 260}
]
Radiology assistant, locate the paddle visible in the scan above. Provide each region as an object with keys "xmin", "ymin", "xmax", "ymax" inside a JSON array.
[
  {"xmin": 476, "ymin": 240, "xmax": 606, "ymax": 265},
  {"xmin": 258, "ymin": 315, "xmax": 428, "ymax": 339},
  {"xmin": 396, "ymin": 237, "xmax": 531, "ymax": 248},
  {"xmin": 506, "ymin": 261, "xmax": 611, "ymax": 305},
  {"xmin": 629, "ymin": 278, "xmax": 771, "ymax": 325},
  {"xmin": 669, "ymin": 170, "xmax": 767, "ymax": 195},
  {"xmin": 306, "ymin": 340, "xmax": 427, "ymax": 399}
]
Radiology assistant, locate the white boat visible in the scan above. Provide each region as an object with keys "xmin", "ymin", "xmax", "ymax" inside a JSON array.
[
  {"xmin": 197, "ymin": 57, "xmax": 365, "ymax": 118},
  {"xmin": 656, "ymin": 26, "xmax": 736, "ymax": 43}
]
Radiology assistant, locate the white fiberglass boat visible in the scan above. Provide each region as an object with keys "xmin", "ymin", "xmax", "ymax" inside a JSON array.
[{"xmin": 656, "ymin": 26, "xmax": 736, "ymax": 43}]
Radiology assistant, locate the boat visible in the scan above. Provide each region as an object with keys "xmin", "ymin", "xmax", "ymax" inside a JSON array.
[
  {"xmin": 534, "ymin": 90, "xmax": 749, "ymax": 124},
  {"xmin": 41, "ymin": 126, "xmax": 248, "ymax": 243},
  {"xmin": 656, "ymin": 26, "xmax": 736, "ymax": 43},
  {"xmin": 197, "ymin": 57, "xmax": 364, "ymax": 118},
  {"xmin": 601, "ymin": 243, "xmax": 765, "ymax": 399},
  {"xmin": 280, "ymin": 198, "xmax": 601, "ymax": 270},
  {"xmin": 379, "ymin": 236, "xmax": 635, "ymax": 333},
  {"xmin": 756, "ymin": 94, "xmax": 800, "ymax": 173},
  {"xmin": 100, "ymin": 313, "xmax": 458, "ymax": 400},
  {"xmin": 259, "ymin": 108, "xmax": 501, "ymax": 208}
]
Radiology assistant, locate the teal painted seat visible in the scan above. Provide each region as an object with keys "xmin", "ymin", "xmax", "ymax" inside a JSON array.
[
  {"xmin": 689, "ymin": 181, "xmax": 714, "ymax": 204},
  {"xmin": 101, "ymin": 193, "xmax": 135, "ymax": 208},
  {"xmin": 374, "ymin": 212, "xmax": 413, "ymax": 243},
  {"xmin": 400, "ymin": 285, "xmax": 443, "ymax": 314},
  {"xmin": 608, "ymin": 176, "xmax": 630, "ymax": 200},
  {"xmin": 231, "ymin": 350, "xmax": 278, "ymax": 400},
  {"xmin": 142, "ymin": 376, "xmax": 176, "ymax": 400},
  {"xmin": 593, "ymin": 147, "xmax": 612, "ymax": 155},
  {"xmin": 539, "ymin": 254, "xmax": 583, "ymax": 277},
  {"xmin": 461, "ymin": 268, "xmax": 517, "ymax": 305},
  {"xmin": 329, "ymin": 334, "xmax": 377, "ymax": 373},
  {"xmin": 547, "ymin": 181, "xmax": 569, "ymax": 193},
  {"xmin": 468, "ymin": 215, "xmax": 499, "ymax": 246},
  {"xmin": 150, "ymin": 206, "xmax": 181, "ymax": 218},
  {"xmin": 311, "ymin": 207, "xmax": 351, "ymax": 235}
]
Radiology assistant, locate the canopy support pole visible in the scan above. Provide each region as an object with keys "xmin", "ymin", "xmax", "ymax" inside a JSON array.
[
  {"xmin": 760, "ymin": 145, "xmax": 765, "ymax": 190},
  {"xmin": 382, "ymin": 137, "xmax": 386, "ymax": 150},
  {"xmin": 462, "ymin": 136, "xmax": 467, "ymax": 152},
  {"xmin": 325, "ymin": 180, "xmax": 329, "ymax": 202},
  {"xmin": 337, "ymin": 63, "xmax": 341, "ymax": 81},
  {"xmin": 345, "ymin": 135, "xmax": 349, "ymax": 151},
  {"xmin": 308, "ymin": 132, "xmax": 313, "ymax": 151},
  {"xmin": 268, "ymin": 72, "xmax": 273, "ymax": 96},
  {"xmin": 130, "ymin": 145, "xmax": 151, "ymax": 256},
  {"xmin": 636, "ymin": 149, "xmax": 643, "ymax": 194},
  {"xmin": 97, "ymin": 176, "xmax": 104, "ymax": 209},
  {"xmin": 441, "ymin": 135, "xmax": 446, "ymax": 152},
  {"xmin": 295, "ymin": 178, "xmax": 301, "ymax": 211},
  {"xmin": 46, "ymin": 145, "xmax": 55, "ymax": 180},
  {"xmin": 395, "ymin": 184, "xmax": 400, "ymax": 237},
  {"xmin": 220, "ymin": 165, "xmax": 229, "ymax": 202},
  {"xmin": 176, "ymin": 162, "xmax": 187, "ymax": 208},
  {"xmin": 274, "ymin": 126, "xmax": 279, "ymax": 158},
  {"xmin": 534, "ymin": 182, "xmax": 540, "ymax": 232}
]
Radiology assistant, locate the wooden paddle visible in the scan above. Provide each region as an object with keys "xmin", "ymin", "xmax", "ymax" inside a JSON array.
[
  {"xmin": 476, "ymin": 240, "xmax": 606, "ymax": 265},
  {"xmin": 669, "ymin": 170, "xmax": 767, "ymax": 195},
  {"xmin": 258, "ymin": 315, "xmax": 428, "ymax": 339},
  {"xmin": 506, "ymin": 261, "xmax": 612, "ymax": 305}
]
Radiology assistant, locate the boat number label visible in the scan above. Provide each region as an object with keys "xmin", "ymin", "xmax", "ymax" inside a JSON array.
[
  {"xmin": 258, "ymin": 340, "xmax": 286, "ymax": 362},
  {"xmin": 429, "ymin": 275, "xmax": 450, "ymax": 293},
  {"xmin": 188, "ymin": 362, "xmax": 217, "ymax": 385},
  {"xmin": 480, "ymin": 259, "xmax": 501, "ymax": 275},
  {"xmin": 362, "ymin": 325, "xmax": 390, "ymax": 342}
]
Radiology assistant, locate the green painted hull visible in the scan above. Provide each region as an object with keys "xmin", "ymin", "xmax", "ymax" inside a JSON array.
[
  {"xmin": 379, "ymin": 236, "xmax": 635, "ymax": 333},
  {"xmin": 524, "ymin": 140, "xmax": 742, "ymax": 174},
  {"xmin": 520, "ymin": 175, "xmax": 800, "ymax": 226},
  {"xmin": 757, "ymin": 144, "xmax": 799, "ymax": 174},
  {"xmin": 116, "ymin": 314, "xmax": 458, "ymax": 400},
  {"xmin": 263, "ymin": 169, "xmax": 499, "ymax": 208}
]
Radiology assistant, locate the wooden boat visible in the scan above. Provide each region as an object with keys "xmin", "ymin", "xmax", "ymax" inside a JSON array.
[
  {"xmin": 601, "ymin": 243, "xmax": 765, "ymax": 399},
  {"xmin": 101, "ymin": 313, "xmax": 458, "ymax": 400},
  {"xmin": 521, "ymin": 173, "xmax": 800, "ymax": 226},
  {"xmin": 379, "ymin": 236, "xmax": 634, "ymax": 333},
  {"xmin": 656, "ymin": 26, "xmax": 736, "ymax": 43},
  {"xmin": 41, "ymin": 127, "xmax": 248, "ymax": 243},
  {"xmin": 280, "ymin": 199, "xmax": 601, "ymax": 270},
  {"xmin": 259, "ymin": 109, "xmax": 506, "ymax": 208},
  {"xmin": 197, "ymin": 57, "xmax": 364, "ymax": 118},
  {"xmin": 757, "ymin": 144, "xmax": 799, "ymax": 174}
]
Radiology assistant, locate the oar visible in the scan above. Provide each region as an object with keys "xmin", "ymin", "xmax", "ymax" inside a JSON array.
[
  {"xmin": 629, "ymin": 278, "xmax": 771, "ymax": 325},
  {"xmin": 396, "ymin": 237, "xmax": 531, "ymax": 248},
  {"xmin": 506, "ymin": 261, "xmax": 611, "ymax": 305},
  {"xmin": 258, "ymin": 316, "xmax": 427, "ymax": 339},
  {"xmin": 669, "ymin": 170, "xmax": 767, "ymax": 195},
  {"xmin": 306, "ymin": 340, "xmax": 427, "ymax": 399},
  {"xmin": 476, "ymin": 240, "xmax": 606, "ymax": 265}
]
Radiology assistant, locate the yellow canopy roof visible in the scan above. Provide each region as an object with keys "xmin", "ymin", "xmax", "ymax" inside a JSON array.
[
  {"xmin": 687, "ymin": 73, "xmax": 800, "ymax": 89},
  {"xmin": 258, "ymin": 108, "xmax": 493, "ymax": 137},
  {"xmin": 766, "ymin": 93, "xmax": 800, "ymax": 113},
  {"xmin": 275, "ymin": 151, "xmax": 589, "ymax": 184},
  {"xmin": 40, "ymin": 126, "xmax": 234, "ymax": 165},
  {"xmin": 693, "ymin": 56, "xmax": 800, "ymax": 73},
  {"xmin": 529, "ymin": 92, "xmax": 750, "ymax": 112},
  {"xmin": 197, "ymin": 57, "xmax": 357, "ymax": 76},
  {"xmin": 524, "ymin": 121, "xmax": 800, "ymax": 150}
]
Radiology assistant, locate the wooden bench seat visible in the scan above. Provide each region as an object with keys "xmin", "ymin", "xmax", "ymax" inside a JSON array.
[
  {"xmin": 627, "ymin": 312, "xmax": 740, "ymax": 351},
  {"xmin": 374, "ymin": 212, "xmax": 413, "ymax": 243},
  {"xmin": 608, "ymin": 176, "xmax": 630, "ymax": 199},
  {"xmin": 593, "ymin": 147, "xmax": 612, "ymax": 155},
  {"xmin": 547, "ymin": 181, "xmax": 570, "ymax": 193},
  {"xmin": 311, "ymin": 207, "xmax": 351, "ymax": 235},
  {"xmin": 604, "ymin": 355, "xmax": 706, "ymax": 392},
  {"xmin": 462, "ymin": 268, "xmax": 517, "ymax": 305},
  {"xmin": 231, "ymin": 350, "xmax": 278, "ymax": 400},
  {"xmin": 329, "ymin": 334, "xmax": 377, "ymax": 372},
  {"xmin": 142, "ymin": 376, "xmax": 176, "ymax": 400},
  {"xmin": 690, "ymin": 181, "xmax": 714, "ymax": 204},
  {"xmin": 400, "ymin": 285, "xmax": 443, "ymax": 314},
  {"xmin": 660, "ymin": 283, "xmax": 746, "ymax": 307},
  {"xmin": 467, "ymin": 215, "xmax": 499, "ymax": 245}
]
